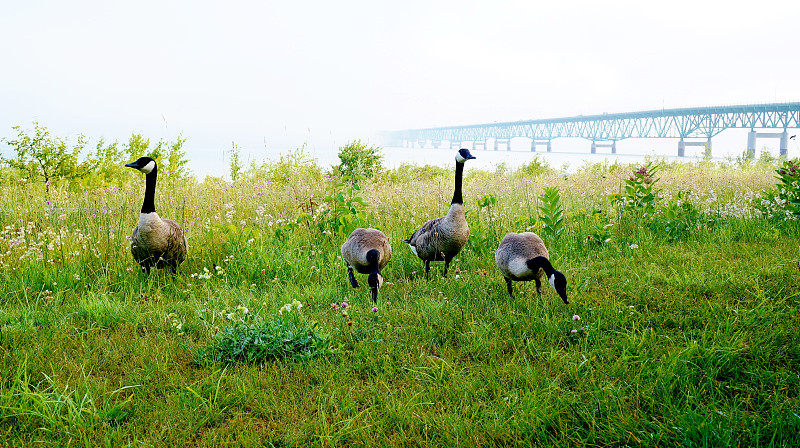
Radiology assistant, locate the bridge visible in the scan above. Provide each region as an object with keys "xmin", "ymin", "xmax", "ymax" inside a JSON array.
[{"xmin": 386, "ymin": 102, "xmax": 800, "ymax": 157}]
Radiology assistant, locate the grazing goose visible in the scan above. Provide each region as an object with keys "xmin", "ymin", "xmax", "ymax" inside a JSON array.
[
  {"xmin": 340, "ymin": 228, "xmax": 392, "ymax": 303},
  {"xmin": 495, "ymin": 232, "xmax": 568, "ymax": 303},
  {"xmin": 403, "ymin": 148, "xmax": 476, "ymax": 279},
  {"xmin": 125, "ymin": 156, "xmax": 188, "ymax": 274}
]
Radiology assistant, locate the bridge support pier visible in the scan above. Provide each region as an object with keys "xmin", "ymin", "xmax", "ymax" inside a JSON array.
[
  {"xmin": 592, "ymin": 141, "xmax": 616, "ymax": 154},
  {"xmin": 748, "ymin": 130, "xmax": 789, "ymax": 157},
  {"xmin": 678, "ymin": 138, "xmax": 712, "ymax": 157},
  {"xmin": 494, "ymin": 139, "xmax": 512, "ymax": 151},
  {"xmin": 530, "ymin": 140, "xmax": 550, "ymax": 152},
  {"xmin": 473, "ymin": 140, "xmax": 486, "ymax": 151}
]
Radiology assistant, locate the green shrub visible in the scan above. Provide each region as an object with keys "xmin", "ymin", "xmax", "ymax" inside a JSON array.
[
  {"xmin": 320, "ymin": 177, "xmax": 367, "ymax": 234},
  {"xmin": 611, "ymin": 162, "xmax": 660, "ymax": 216},
  {"xmin": 653, "ymin": 191, "xmax": 701, "ymax": 240},
  {"xmin": 517, "ymin": 154, "xmax": 553, "ymax": 177},
  {"xmin": 247, "ymin": 144, "xmax": 322, "ymax": 184},
  {"xmin": 758, "ymin": 158, "xmax": 800, "ymax": 221},
  {"xmin": 336, "ymin": 140, "xmax": 384, "ymax": 180}
]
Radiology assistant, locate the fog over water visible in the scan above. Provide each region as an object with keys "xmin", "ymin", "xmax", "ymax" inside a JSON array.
[{"xmin": 186, "ymin": 127, "xmax": 799, "ymax": 178}]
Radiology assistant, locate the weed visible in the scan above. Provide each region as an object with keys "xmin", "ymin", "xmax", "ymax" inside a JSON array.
[
  {"xmin": 538, "ymin": 186, "xmax": 565, "ymax": 238},
  {"xmin": 197, "ymin": 300, "xmax": 333, "ymax": 365}
]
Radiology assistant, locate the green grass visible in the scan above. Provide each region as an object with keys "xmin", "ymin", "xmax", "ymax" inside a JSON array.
[{"xmin": 0, "ymin": 157, "xmax": 799, "ymax": 446}]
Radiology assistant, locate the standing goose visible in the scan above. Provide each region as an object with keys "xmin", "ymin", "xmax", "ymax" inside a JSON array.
[
  {"xmin": 495, "ymin": 232, "xmax": 568, "ymax": 303},
  {"xmin": 340, "ymin": 228, "xmax": 392, "ymax": 303},
  {"xmin": 125, "ymin": 156, "xmax": 188, "ymax": 274},
  {"xmin": 403, "ymin": 148, "xmax": 476, "ymax": 278}
]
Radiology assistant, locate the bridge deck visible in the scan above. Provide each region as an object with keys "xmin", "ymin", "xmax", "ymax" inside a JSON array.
[{"xmin": 388, "ymin": 102, "xmax": 800, "ymax": 145}]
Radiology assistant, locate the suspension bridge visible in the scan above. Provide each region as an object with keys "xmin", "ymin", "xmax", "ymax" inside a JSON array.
[{"xmin": 386, "ymin": 102, "xmax": 800, "ymax": 157}]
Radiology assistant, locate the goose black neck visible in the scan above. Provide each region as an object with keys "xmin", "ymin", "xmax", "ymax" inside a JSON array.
[
  {"xmin": 451, "ymin": 161, "xmax": 465, "ymax": 205},
  {"xmin": 527, "ymin": 256, "xmax": 555, "ymax": 276},
  {"xmin": 141, "ymin": 168, "xmax": 158, "ymax": 214},
  {"xmin": 366, "ymin": 249, "xmax": 380, "ymax": 273}
]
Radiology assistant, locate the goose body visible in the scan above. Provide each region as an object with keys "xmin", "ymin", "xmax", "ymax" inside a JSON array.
[
  {"xmin": 404, "ymin": 148, "xmax": 475, "ymax": 278},
  {"xmin": 126, "ymin": 157, "xmax": 188, "ymax": 274},
  {"xmin": 495, "ymin": 232, "xmax": 568, "ymax": 303},
  {"xmin": 341, "ymin": 228, "xmax": 392, "ymax": 303}
]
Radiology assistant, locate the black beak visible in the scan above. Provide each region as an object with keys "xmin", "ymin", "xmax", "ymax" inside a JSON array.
[
  {"xmin": 125, "ymin": 162, "xmax": 138, "ymax": 168},
  {"xmin": 467, "ymin": 154, "xmax": 477, "ymax": 160},
  {"xmin": 370, "ymin": 287, "xmax": 378, "ymax": 304}
]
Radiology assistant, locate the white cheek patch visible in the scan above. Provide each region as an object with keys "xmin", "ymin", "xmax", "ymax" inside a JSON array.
[
  {"xmin": 140, "ymin": 161, "xmax": 156, "ymax": 174},
  {"xmin": 408, "ymin": 244, "xmax": 418, "ymax": 256},
  {"xmin": 378, "ymin": 274, "xmax": 384, "ymax": 288},
  {"xmin": 455, "ymin": 154, "xmax": 467, "ymax": 163},
  {"xmin": 549, "ymin": 274, "xmax": 556, "ymax": 290}
]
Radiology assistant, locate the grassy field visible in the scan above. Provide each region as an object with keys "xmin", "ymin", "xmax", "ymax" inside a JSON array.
[{"xmin": 0, "ymin": 152, "xmax": 799, "ymax": 447}]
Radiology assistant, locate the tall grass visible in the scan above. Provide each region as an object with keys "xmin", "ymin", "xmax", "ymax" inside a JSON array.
[{"xmin": 0, "ymin": 154, "xmax": 798, "ymax": 446}]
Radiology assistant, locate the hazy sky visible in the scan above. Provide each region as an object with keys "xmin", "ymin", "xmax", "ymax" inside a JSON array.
[{"xmin": 2, "ymin": 0, "xmax": 799, "ymax": 173}]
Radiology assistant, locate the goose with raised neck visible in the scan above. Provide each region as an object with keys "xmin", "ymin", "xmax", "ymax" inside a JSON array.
[
  {"xmin": 403, "ymin": 148, "xmax": 476, "ymax": 279},
  {"xmin": 125, "ymin": 156, "xmax": 188, "ymax": 274}
]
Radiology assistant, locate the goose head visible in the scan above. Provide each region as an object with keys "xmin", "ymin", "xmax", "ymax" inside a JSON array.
[
  {"xmin": 455, "ymin": 148, "xmax": 476, "ymax": 163},
  {"xmin": 548, "ymin": 270, "xmax": 569, "ymax": 304},
  {"xmin": 125, "ymin": 157, "xmax": 157, "ymax": 174},
  {"xmin": 367, "ymin": 272, "xmax": 384, "ymax": 304}
]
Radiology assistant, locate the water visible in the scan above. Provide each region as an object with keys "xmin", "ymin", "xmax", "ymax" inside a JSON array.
[{"xmin": 185, "ymin": 129, "xmax": 798, "ymax": 178}]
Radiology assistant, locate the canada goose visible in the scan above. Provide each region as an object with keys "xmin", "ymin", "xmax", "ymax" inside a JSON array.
[
  {"xmin": 125, "ymin": 156, "xmax": 188, "ymax": 274},
  {"xmin": 403, "ymin": 148, "xmax": 476, "ymax": 279},
  {"xmin": 340, "ymin": 228, "xmax": 392, "ymax": 303},
  {"xmin": 495, "ymin": 232, "xmax": 568, "ymax": 304}
]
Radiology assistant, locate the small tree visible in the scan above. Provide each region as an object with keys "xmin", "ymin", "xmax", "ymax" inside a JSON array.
[
  {"xmin": 336, "ymin": 140, "xmax": 384, "ymax": 180},
  {"xmin": 160, "ymin": 134, "xmax": 189, "ymax": 178},
  {"xmin": 93, "ymin": 138, "xmax": 126, "ymax": 186},
  {"xmin": 3, "ymin": 122, "xmax": 97, "ymax": 192},
  {"xmin": 123, "ymin": 133, "xmax": 189, "ymax": 182}
]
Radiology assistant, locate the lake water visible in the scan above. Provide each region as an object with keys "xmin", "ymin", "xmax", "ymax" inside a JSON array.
[{"xmin": 185, "ymin": 129, "xmax": 798, "ymax": 178}]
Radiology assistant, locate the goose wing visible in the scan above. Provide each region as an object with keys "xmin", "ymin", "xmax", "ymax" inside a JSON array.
[
  {"xmin": 406, "ymin": 216, "xmax": 443, "ymax": 247},
  {"xmin": 162, "ymin": 218, "xmax": 188, "ymax": 264}
]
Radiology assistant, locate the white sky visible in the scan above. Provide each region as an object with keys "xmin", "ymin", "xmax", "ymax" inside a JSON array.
[{"xmin": 1, "ymin": 0, "xmax": 799, "ymax": 173}]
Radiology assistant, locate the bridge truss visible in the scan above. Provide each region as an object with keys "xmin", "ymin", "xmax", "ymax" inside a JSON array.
[{"xmin": 387, "ymin": 102, "xmax": 800, "ymax": 156}]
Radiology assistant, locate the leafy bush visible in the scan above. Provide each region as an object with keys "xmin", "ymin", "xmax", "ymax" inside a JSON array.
[
  {"xmin": 336, "ymin": 140, "xmax": 384, "ymax": 180},
  {"xmin": 611, "ymin": 162, "xmax": 660, "ymax": 216},
  {"xmin": 517, "ymin": 154, "xmax": 553, "ymax": 177},
  {"xmin": 248, "ymin": 144, "xmax": 322, "ymax": 184},
  {"xmin": 653, "ymin": 191, "xmax": 701, "ymax": 240},
  {"xmin": 758, "ymin": 158, "xmax": 800, "ymax": 221},
  {"xmin": 198, "ymin": 301, "xmax": 332, "ymax": 365},
  {"xmin": 320, "ymin": 177, "xmax": 367, "ymax": 234}
]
